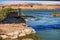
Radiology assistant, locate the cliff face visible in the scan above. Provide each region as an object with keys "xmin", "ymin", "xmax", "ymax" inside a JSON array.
[
  {"xmin": 0, "ymin": 4, "xmax": 60, "ymax": 10},
  {"xmin": 0, "ymin": 23, "xmax": 36, "ymax": 39}
]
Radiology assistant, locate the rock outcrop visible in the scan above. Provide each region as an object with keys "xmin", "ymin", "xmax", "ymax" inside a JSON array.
[{"xmin": 0, "ymin": 23, "xmax": 36, "ymax": 39}]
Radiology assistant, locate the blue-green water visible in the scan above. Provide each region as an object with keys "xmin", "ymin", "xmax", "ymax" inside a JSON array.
[{"xmin": 21, "ymin": 10, "xmax": 60, "ymax": 40}]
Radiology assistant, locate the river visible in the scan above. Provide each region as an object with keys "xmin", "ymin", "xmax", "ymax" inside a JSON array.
[{"xmin": 21, "ymin": 10, "xmax": 60, "ymax": 40}]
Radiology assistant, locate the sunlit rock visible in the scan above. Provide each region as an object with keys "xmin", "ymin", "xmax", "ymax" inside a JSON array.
[
  {"xmin": 0, "ymin": 35, "xmax": 8, "ymax": 39},
  {"xmin": 24, "ymin": 27, "xmax": 36, "ymax": 35},
  {"xmin": 0, "ymin": 24, "xmax": 36, "ymax": 39},
  {"xmin": 19, "ymin": 30, "xmax": 26, "ymax": 37}
]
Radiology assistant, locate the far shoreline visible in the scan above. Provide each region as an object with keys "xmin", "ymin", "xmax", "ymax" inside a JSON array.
[
  {"xmin": 21, "ymin": 9, "xmax": 60, "ymax": 10},
  {"xmin": 0, "ymin": 4, "xmax": 60, "ymax": 10}
]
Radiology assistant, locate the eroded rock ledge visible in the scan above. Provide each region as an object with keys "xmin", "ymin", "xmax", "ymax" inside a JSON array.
[{"xmin": 0, "ymin": 23, "xmax": 36, "ymax": 39}]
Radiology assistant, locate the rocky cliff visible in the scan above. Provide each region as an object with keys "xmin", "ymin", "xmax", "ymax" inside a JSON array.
[{"xmin": 0, "ymin": 23, "xmax": 36, "ymax": 39}]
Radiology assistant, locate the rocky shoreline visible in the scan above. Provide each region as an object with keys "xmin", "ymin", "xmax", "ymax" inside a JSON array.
[{"xmin": 0, "ymin": 23, "xmax": 36, "ymax": 40}]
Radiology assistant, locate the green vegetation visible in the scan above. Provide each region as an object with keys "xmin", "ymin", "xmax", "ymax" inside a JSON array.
[
  {"xmin": 0, "ymin": 8, "xmax": 16, "ymax": 21},
  {"xmin": 54, "ymin": 12, "xmax": 60, "ymax": 14},
  {"xmin": 53, "ymin": 10, "xmax": 60, "ymax": 17},
  {"xmin": 53, "ymin": 10, "xmax": 60, "ymax": 14}
]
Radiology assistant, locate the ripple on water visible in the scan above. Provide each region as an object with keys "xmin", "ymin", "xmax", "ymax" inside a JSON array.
[
  {"xmin": 36, "ymin": 29, "xmax": 60, "ymax": 40},
  {"xmin": 22, "ymin": 10, "xmax": 60, "ymax": 40}
]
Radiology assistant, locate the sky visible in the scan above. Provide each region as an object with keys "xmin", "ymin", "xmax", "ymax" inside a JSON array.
[
  {"xmin": 1, "ymin": 0, "xmax": 59, "ymax": 1},
  {"xmin": 0, "ymin": 1, "xmax": 60, "ymax": 4}
]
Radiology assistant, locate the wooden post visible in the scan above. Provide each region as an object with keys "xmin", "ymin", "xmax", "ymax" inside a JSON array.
[{"xmin": 18, "ymin": 4, "xmax": 21, "ymax": 17}]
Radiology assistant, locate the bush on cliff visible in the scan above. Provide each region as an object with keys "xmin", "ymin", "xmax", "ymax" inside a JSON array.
[{"xmin": 0, "ymin": 8, "xmax": 16, "ymax": 21}]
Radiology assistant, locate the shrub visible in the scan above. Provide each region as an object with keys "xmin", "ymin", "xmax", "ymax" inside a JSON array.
[{"xmin": 0, "ymin": 8, "xmax": 16, "ymax": 21}]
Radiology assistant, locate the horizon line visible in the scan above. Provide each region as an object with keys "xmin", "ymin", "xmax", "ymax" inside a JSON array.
[{"xmin": 0, "ymin": 1, "xmax": 60, "ymax": 4}]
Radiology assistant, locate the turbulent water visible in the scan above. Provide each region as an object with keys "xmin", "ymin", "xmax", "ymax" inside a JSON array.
[{"xmin": 21, "ymin": 10, "xmax": 60, "ymax": 40}]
